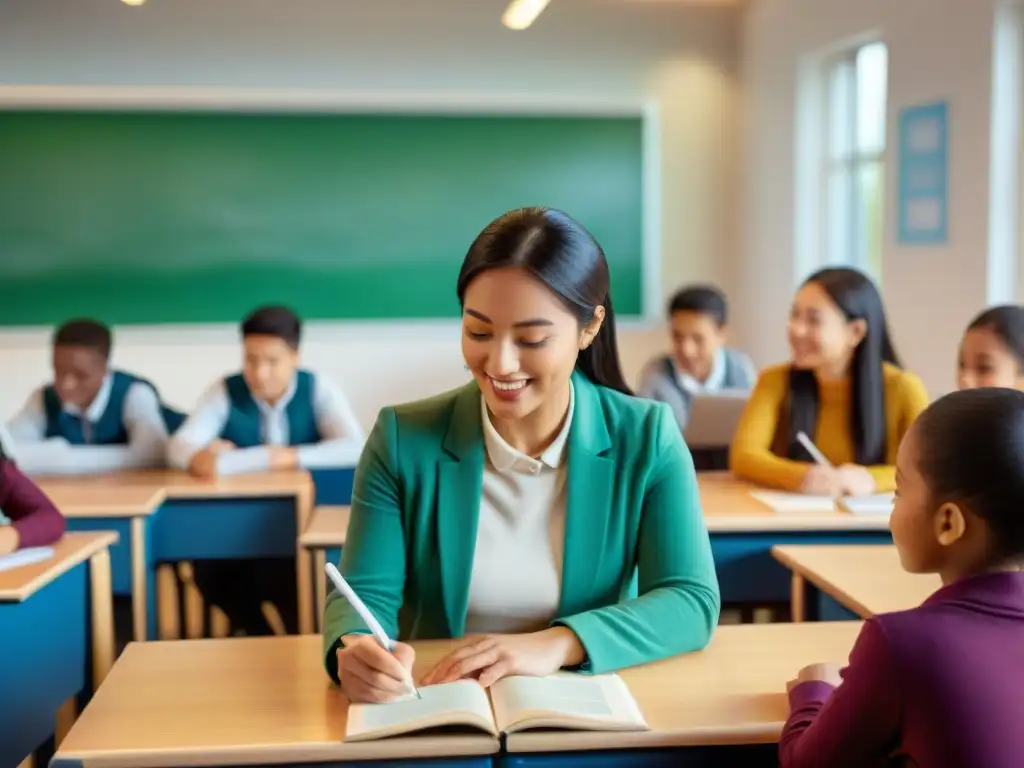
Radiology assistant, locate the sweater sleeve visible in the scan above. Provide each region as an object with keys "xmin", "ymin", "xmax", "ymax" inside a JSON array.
[
  {"xmin": 728, "ymin": 367, "xmax": 809, "ymax": 491},
  {"xmin": 0, "ymin": 459, "xmax": 66, "ymax": 548},
  {"xmin": 779, "ymin": 619, "xmax": 901, "ymax": 767}
]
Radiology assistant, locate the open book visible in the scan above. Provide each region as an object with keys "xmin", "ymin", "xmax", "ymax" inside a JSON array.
[
  {"xmin": 750, "ymin": 490, "xmax": 894, "ymax": 516},
  {"xmin": 0, "ymin": 546, "xmax": 55, "ymax": 573},
  {"xmin": 345, "ymin": 672, "xmax": 648, "ymax": 742}
]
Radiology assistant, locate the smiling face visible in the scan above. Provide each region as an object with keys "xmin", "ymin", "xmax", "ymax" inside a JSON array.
[
  {"xmin": 787, "ymin": 281, "xmax": 866, "ymax": 375},
  {"xmin": 957, "ymin": 325, "xmax": 1024, "ymax": 390},
  {"xmin": 670, "ymin": 311, "xmax": 725, "ymax": 383},
  {"xmin": 461, "ymin": 267, "xmax": 601, "ymax": 427}
]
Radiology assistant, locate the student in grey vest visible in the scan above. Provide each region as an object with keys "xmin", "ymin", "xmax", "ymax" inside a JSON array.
[
  {"xmin": 5, "ymin": 319, "xmax": 184, "ymax": 475},
  {"xmin": 637, "ymin": 285, "xmax": 757, "ymax": 430}
]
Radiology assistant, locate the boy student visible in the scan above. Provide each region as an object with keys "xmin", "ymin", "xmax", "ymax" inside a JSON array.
[
  {"xmin": 637, "ymin": 285, "xmax": 757, "ymax": 430},
  {"xmin": 167, "ymin": 304, "xmax": 364, "ymax": 636},
  {"xmin": 166, "ymin": 304, "xmax": 364, "ymax": 476},
  {"xmin": 5, "ymin": 319, "xmax": 183, "ymax": 476}
]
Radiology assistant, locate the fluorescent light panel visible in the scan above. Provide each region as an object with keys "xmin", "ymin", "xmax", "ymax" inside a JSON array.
[{"xmin": 502, "ymin": 0, "xmax": 552, "ymax": 30}]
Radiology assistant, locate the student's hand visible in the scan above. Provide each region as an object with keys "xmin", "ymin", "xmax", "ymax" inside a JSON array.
[
  {"xmin": 836, "ymin": 465, "xmax": 876, "ymax": 496},
  {"xmin": 336, "ymin": 634, "xmax": 416, "ymax": 703},
  {"xmin": 268, "ymin": 446, "xmax": 299, "ymax": 471},
  {"xmin": 0, "ymin": 526, "xmax": 19, "ymax": 556},
  {"xmin": 423, "ymin": 627, "xmax": 585, "ymax": 688},
  {"xmin": 187, "ymin": 441, "xmax": 235, "ymax": 479},
  {"xmin": 796, "ymin": 662, "xmax": 843, "ymax": 687},
  {"xmin": 799, "ymin": 465, "xmax": 843, "ymax": 496}
]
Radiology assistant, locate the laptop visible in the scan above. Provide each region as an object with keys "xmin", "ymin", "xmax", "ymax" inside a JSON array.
[{"xmin": 683, "ymin": 389, "xmax": 750, "ymax": 448}]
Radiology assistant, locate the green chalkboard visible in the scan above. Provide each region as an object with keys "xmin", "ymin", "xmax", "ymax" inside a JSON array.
[{"xmin": 0, "ymin": 110, "xmax": 644, "ymax": 326}]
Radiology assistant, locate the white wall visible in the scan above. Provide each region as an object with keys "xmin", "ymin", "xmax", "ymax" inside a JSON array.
[
  {"xmin": 0, "ymin": 0, "xmax": 741, "ymax": 429},
  {"xmin": 740, "ymin": 0, "xmax": 1009, "ymax": 396}
]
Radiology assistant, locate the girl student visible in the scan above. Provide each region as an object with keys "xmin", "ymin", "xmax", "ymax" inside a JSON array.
[
  {"xmin": 780, "ymin": 387, "xmax": 1024, "ymax": 767},
  {"xmin": 957, "ymin": 304, "xmax": 1024, "ymax": 390},
  {"xmin": 729, "ymin": 267, "xmax": 929, "ymax": 496}
]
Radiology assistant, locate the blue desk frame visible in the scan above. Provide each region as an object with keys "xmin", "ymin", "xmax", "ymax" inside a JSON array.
[
  {"xmin": 500, "ymin": 743, "xmax": 778, "ymax": 767},
  {"xmin": 796, "ymin": 581, "xmax": 862, "ymax": 622},
  {"xmin": 710, "ymin": 530, "xmax": 893, "ymax": 605},
  {"xmin": 52, "ymin": 759, "xmax": 492, "ymax": 768},
  {"xmin": 0, "ymin": 559, "xmax": 96, "ymax": 767}
]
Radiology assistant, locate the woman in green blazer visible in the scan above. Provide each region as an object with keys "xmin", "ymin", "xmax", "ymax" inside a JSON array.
[{"xmin": 324, "ymin": 207, "xmax": 720, "ymax": 703}]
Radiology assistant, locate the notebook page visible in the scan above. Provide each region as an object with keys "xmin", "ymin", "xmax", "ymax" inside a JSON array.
[
  {"xmin": 345, "ymin": 679, "xmax": 497, "ymax": 742},
  {"xmin": 749, "ymin": 491, "xmax": 836, "ymax": 514},
  {"xmin": 0, "ymin": 546, "xmax": 55, "ymax": 573},
  {"xmin": 838, "ymin": 493, "xmax": 894, "ymax": 516},
  {"xmin": 491, "ymin": 673, "xmax": 647, "ymax": 733}
]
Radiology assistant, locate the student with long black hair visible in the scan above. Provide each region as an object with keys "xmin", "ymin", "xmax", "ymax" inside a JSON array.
[
  {"xmin": 322, "ymin": 207, "xmax": 720, "ymax": 702},
  {"xmin": 729, "ymin": 267, "xmax": 928, "ymax": 495},
  {"xmin": 958, "ymin": 304, "xmax": 1024, "ymax": 390}
]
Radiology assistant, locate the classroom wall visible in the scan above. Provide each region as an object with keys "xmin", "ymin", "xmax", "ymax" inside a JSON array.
[
  {"xmin": 0, "ymin": 0, "xmax": 740, "ymax": 429},
  {"xmin": 739, "ymin": 0, "xmax": 1010, "ymax": 396}
]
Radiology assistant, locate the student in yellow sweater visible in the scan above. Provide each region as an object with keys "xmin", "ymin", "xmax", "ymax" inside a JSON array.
[{"xmin": 729, "ymin": 267, "xmax": 928, "ymax": 495}]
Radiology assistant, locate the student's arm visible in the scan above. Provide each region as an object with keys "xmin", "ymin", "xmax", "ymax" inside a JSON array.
[
  {"xmin": 779, "ymin": 620, "xmax": 900, "ymax": 768},
  {"xmin": 728, "ymin": 367, "xmax": 809, "ymax": 490},
  {"xmin": 6, "ymin": 389, "xmax": 52, "ymax": 442},
  {"xmin": 322, "ymin": 408, "xmax": 406, "ymax": 684},
  {"xmin": 166, "ymin": 381, "xmax": 254, "ymax": 474},
  {"xmin": 0, "ymin": 459, "xmax": 66, "ymax": 553},
  {"xmin": 864, "ymin": 371, "xmax": 931, "ymax": 492},
  {"xmin": 297, "ymin": 376, "xmax": 365, "ymax": 468},
  {"xmin": 552, "ymin": 405, "xmax": 721, "ymax": 673}
]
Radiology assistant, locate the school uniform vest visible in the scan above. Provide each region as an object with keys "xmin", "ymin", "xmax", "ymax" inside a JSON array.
[
  {"xmin": 43, "ymin": 370, "xmax": 186, "ymax": 444},
  {"xmin": 219, "ymin": 370, "xmax": 322, "ymax": 448}
]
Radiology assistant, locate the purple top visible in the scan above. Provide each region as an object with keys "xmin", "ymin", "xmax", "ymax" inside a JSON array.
[
  {"xmin": 781, "ymin": 571, "xmax": 1024, "ymax": 768},
  {"xmin": 0, "ymin": 459, "xmax": 66, "ymax": 549}
]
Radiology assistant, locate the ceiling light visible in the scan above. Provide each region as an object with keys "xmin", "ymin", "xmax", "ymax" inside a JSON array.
[
  {"xmin": 502, "ymin": 0, "xmax": 551, "ymax": 31},
  {"xmin": 122, "ymin": 0, "xmax": 146, "ymax": 6}
]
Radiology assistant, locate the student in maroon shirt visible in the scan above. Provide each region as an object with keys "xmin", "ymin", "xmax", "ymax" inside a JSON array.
[
  {"xmin": 781, "ymin": 387, "xmax": 1024, "ymax": 768},
  {"xmin": 0, "ymin": 446, "xmax": 66, "ymax": 554}
]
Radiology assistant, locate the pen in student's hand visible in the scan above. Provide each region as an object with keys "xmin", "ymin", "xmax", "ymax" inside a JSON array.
[
  {"xmin": 796, "ymin": 431, "xmax": 834, "ymax": 469},
  {"xmin": 324, "ymin": 562, "xmax": 421, "ymax": 699}
]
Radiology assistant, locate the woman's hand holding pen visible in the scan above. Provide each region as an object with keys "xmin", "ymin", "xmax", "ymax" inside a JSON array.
[{"xmin": 337, "ymin": 634, "xmax": 417, "ymax": 703}]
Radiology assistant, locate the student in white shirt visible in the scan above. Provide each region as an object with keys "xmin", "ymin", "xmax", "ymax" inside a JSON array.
[
  {"xmin": 170, "ymin": 305, "xmax": 364, "ymax": 636},
  {"xmin": 6, "ymin": 319, "xmax": 182, "ymax": 476},
  {"xmin": 167, "ymin": 307, "xmax": 364, "ymax": 477}
]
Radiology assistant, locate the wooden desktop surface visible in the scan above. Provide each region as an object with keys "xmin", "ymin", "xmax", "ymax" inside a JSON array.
[
  {"xmin": 698, "ymin": 472, "xmax": 891, "ymax": 532},
  {"xmin": 54, "ymin": 636, "xmax": 497, "ymax": 768},
  {"xmin": 300, "ymin": 505, "xmax": 351, "ymax": 548},
  {"xmin": 36, "ymin": 483, "xmax": 166, "ymax": 518},
  {"xmin": 0, "ymin": 531, "xmax": 118, "ymax": 601},
  {"xmin": 54, "ymin": 624, "xmax": 861, "ymax": 766},
  {"xmin": 772, "ymin": 544, "xmax": 940, "ymax": 617},
  {"xmin": 37, "ymin": 469, "xmax": 313, "ymax": 500}
]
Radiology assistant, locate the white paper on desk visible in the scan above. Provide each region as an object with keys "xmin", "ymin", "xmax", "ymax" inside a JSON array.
[
  {"xmin": 0, "ymin": 546, "xmax": 55, "ymax": 573},
  {"xmin": 749, "ymin": 491, "xmax": 835, "ymax": 514},
  {"xmin": 837, "ymin": 493, "xmax": 894, "ymax": 517}
]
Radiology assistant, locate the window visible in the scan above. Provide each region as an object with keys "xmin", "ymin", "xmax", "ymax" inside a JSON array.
[{"xmin": 822, "ymin": 41, "xmax": 888, "ymax": 276}]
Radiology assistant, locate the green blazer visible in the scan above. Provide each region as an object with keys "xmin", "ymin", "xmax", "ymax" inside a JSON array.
[{"xmin": 322, "ymin": 371, "xmax": 720, "ymax": 683}]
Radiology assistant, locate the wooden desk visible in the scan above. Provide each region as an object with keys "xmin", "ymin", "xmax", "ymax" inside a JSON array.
[
  {"xmin": 698, "ymin": 473, "xmax": 893, "ymax": 608},
  {"xmin": 772, "ymin": 544, "xmax": 940, "ymax": 621},
  {"xmin": 504, "ymin": 622, "xmax": 861, "ymax": 766},
  {"xmin": 38, "ymin": 480, "xmax": 165, "ymax": 642},
  {"xmin": 52, "ymin": 636, "xmax": 496, "ymax": 768},
  {"xmin": 0, "ymin": 532, "xmax": 117, "ymax": 768},
  {"xmin": 299, "ymin": 504, "xmax": 350, "ymax": 630}
]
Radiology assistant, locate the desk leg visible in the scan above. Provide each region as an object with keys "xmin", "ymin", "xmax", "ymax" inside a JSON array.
[
  {"xmin": 157, "ymin": 565, "xmax": 181, "ymax": 640},
  {"xmin": 179, "ymin": 562, "xmax": 206, "ymax": 639},
  {"xmin": 16, "ymin": 757, "xmax": 33, "ymax": 768},
  {"xmin": 55, "ymin": 698, "xmax": 77, "ymax": 746},
  {"xmin": 130, "ymin": 517, "xmax": 148, "ymax": 641},
  {"xmin": 295, "ymin": 485, "xmax": 315, "ymax": 635},
  {"xmin": 314, "ymin": 549, "xmax": 327, "ymax": 632},
  {"xmin": 89, "ymin": 549, "xmax": 115, "ymax": 688},
  {"xmin": 790, "ymin": 573, "xmax": 806, "ymax": 623}
]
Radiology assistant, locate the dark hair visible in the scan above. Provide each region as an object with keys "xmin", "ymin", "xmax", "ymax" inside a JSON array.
[
  {"xmin": 53, "ymin": 319, "xmax": 112, "ymax": 359},
  {"xmin": 914, "ymin": 387, "xmax": 1024, "ymax": 563},
  {"xmin": 965, "ymin": 304, "xmax": 1024, "ymax": 369},
  {"xmin": 786, "ymin": 267, "xmax": 900, "ymax": 466},
  {"xmin": 241, "ymin": 305, "xmax": 302, "ymax": 350},
  {"xmin": 456, "ymin": 207, "xmax": 631, "ymax": 396},
  {"xmin": 668, "ymin": 285, "xmax": 728, "ymax": 327}
]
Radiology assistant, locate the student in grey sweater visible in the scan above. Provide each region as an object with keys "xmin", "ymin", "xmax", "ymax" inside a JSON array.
[{"xmin": 638, "ymin": 285, "xmax": 757, "ymax": 431}]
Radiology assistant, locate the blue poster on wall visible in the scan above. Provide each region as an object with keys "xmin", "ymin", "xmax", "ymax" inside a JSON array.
[{"xmin": 898, "ymin": 101, "xmax": 949, "ymax": 245}]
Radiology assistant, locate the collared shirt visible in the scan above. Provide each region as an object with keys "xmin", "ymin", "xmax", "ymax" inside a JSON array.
[
  {"xmin": 5, "ymin": 373, "xmax": 169, "ymax": 476},
  {"xmin": 166, "ymin": 372, "xmax": 364, "ymax": 476},
  {"xmin": 464, "ymin": 382, "xmax": 574, "ymax": 635},
  {"xmin": 674, "ymin": 347, "xmax": 726, "ymax": 395}
]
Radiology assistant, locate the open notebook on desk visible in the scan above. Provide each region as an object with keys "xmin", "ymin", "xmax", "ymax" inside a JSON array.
[
  {"xmin": 750, "ymin": 490, "xmax": 894, "ymax": 517},
  {"xmin": 0, "ymin": 546, "xmax": 55, "ymax": 573},
  {"xmin": 346, "ymin": 672, "xmax": 648, "ymax": 742}
]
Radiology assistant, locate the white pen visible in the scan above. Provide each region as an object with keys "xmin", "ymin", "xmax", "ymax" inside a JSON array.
[
  {"xmin": 796, "ymin": 430, "xmax": 834, "ymax": 469},
  {"xmin": 325, "ymin": 562, "xmax": 420, "ymax": 699}
]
